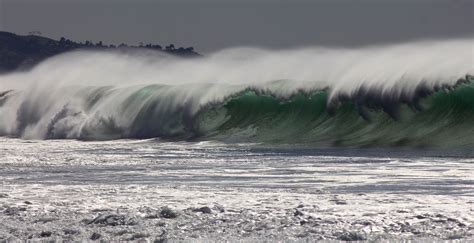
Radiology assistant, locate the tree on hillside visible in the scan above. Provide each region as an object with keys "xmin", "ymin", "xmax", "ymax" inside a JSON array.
[
  {"xmin": 165, "ymin": 44, "xmax": 175, "ymax": 51},
  {"xmin": 28, "ymin": 31, "xmax": 42, "ymax": 36}
]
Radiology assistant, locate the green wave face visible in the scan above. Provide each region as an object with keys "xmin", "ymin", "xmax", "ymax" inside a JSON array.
[
  {"xmin": 195, "ymin": 82, "xmax": 474, "ymax": 147},
  {"xmin": 3, "ymin": 75, "xmax": 474, "ymax": 148}
]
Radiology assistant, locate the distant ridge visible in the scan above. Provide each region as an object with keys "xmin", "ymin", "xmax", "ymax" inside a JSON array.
[{"xmin": 0, "ymin": 31, "xmax": 200, "ymax": 73}]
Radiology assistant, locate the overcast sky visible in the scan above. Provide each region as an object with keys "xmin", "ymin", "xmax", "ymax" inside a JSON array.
[{"xmin": 0, "ymin": 0, "xmax": 472, "ymax": 52}]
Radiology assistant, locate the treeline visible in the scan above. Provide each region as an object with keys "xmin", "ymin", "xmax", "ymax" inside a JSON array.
[
  {"xmin": 58, "ymin": 37, "xmax": 198, "ymax": 56},
  {"xmin": 0, "ymin": 31, "xmax": 201, "ymax": 73}
]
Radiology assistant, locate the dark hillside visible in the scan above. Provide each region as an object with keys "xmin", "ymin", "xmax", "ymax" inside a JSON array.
[{"xmin": 0, "ymin": 31, "xmax": 200, "ymax": 73}]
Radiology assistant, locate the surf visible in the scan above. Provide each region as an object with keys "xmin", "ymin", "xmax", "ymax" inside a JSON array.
[{"xmin": 0, "ymin": 39, "xmax": 473, "ymax": 147}]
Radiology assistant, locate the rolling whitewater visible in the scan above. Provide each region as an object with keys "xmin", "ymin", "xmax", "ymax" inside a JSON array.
[
  {"xmin": 1, "ymin": 39, "xmax": 473, "ymax": 241},
  {"xmin": 1, "ymin": 39, "xmax": 473, "ymax": 148}
]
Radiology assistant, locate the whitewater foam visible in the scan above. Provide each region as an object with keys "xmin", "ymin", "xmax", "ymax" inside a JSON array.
[{"xmin": 0, "ymin": 39, "xmax": 472, "ymax": 144}]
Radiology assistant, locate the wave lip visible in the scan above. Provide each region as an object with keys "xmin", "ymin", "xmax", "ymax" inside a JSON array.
[{"xmin": 195, "ymin": 78, "xmax": 474, "ymax": 147}]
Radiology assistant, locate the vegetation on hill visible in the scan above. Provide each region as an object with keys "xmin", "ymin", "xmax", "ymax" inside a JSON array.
[{"xmin": 0, "ymin": 31, "xmax": 200, "ymax": 73}]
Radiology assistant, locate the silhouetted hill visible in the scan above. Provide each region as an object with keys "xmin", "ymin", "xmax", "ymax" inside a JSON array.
[{"xmin": 0, "ymin": 31, "xmax": 200, "ymax": 73}]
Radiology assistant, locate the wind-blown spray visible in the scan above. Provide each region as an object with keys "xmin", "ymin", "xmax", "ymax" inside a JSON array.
[{"xmin": 0, "ymin": 39, "xmax": 473, "ymax": 146}]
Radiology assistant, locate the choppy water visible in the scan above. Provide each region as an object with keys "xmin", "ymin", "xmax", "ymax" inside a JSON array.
[
  {"xmin": 1, "ymin": 137, "xmax": 473, "ymax": 241},
  {"xmin": 1, "ymin": 138, "xmax": 473, "ymax": 194}
]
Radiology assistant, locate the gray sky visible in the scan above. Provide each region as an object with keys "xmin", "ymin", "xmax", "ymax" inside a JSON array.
[{"xmin": 0, "ymin": 0, "xmax": 472, "ymax": 53}]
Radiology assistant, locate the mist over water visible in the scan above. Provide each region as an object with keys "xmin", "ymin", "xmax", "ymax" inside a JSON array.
[{"xmin": 0, "ymin": 39, "xmax": 473, "ymax": 145}]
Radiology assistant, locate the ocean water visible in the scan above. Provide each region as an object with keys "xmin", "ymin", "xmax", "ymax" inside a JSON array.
[
  {"xmin": 1, "ymin": 137, "xmax": 473, "ymax": 241},
  {"xmin": 1, "ymin": 39, "xmax": 473, "ymax": 241},
  {"xmin": 2, "ymin": 138, "xmax": 473, "ymax": 193}
]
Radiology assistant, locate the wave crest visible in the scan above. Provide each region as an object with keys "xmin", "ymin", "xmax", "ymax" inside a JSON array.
[{"xmin": 0, "ymin": 39, "xmax": 473, "ymax": 147}]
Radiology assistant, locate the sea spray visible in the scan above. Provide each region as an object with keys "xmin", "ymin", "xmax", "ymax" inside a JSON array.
[{"xmin": 0, "ymin": 39, "xmax": 473, "ymax": 146}]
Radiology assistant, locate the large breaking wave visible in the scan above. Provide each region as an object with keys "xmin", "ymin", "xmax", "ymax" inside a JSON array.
[{"xmin": 0, "ymin": 39, "xmax": 473, "ymax": 147}]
